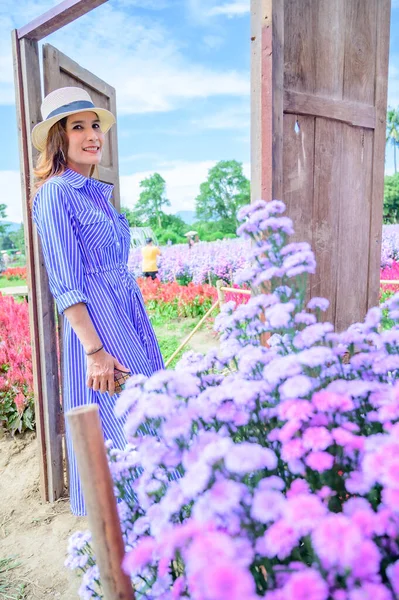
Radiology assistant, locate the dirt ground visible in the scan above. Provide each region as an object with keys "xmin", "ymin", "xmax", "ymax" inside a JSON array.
[{"xmin": 0, "ymin": 434, "xmax": 86, "ymax": 599}]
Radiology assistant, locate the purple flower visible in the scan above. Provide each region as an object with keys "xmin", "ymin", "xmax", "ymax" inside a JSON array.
[
  {"xmin": 312, "ymin": 514, "xmax": 363, "ymax": 572},
  {"xmin": 256, "ymin": 520, "xmax": 299, "ymax": 559},
  {"xmin": 282, "ymin": 494, "xmax": 326, "ymax": 536},
  {"xmin": 305, "ymin": 451, "xmax": 334, "ymax": 472},
  {"xmin": 302, "ymin": 427, "xmax": 333, "ymax": 451},
  {"xmin": 279, "ymin": 375, "xmax": 314, "ymax": 399},
  {"xmin": 224, "ymin": 443, "xmax": 277, "ymax": 474},
  {"xmin": 282, "ymin": 568, "xmax": 328, "ymax": 600},
  {"xmin": 251, "ymin": 489, "xmax": 285, "ymax": 523},
  {"xmin": 307, "ymin": 297, "xmax": 330, "ymax": 312}
]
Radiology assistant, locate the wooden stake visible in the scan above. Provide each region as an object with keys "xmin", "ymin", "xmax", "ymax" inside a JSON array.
[
  {"xmin": 66, "ymin": 405, "xmax": 135, "ymax": 600},
  {"xmin": 216, "ymin": 280, "xmax": 226, "ymax": 307}
]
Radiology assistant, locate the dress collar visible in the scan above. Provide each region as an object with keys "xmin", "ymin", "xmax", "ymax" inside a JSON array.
[{"xmin": 61, "ymin": 168, "xmax": 114, "ymax": 194}]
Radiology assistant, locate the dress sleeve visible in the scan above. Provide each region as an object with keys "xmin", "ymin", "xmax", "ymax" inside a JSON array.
[{"xmin": 32, "ymin": 181, "xmax": 88, "ymax": 314}]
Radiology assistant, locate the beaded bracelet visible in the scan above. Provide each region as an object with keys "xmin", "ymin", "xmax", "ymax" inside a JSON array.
[{"xmin": 86, "ymin": 344, "xmax": 104, "ymax": 356}]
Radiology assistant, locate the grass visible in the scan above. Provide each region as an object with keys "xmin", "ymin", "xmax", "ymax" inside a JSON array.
[
  {"xmin": 0, "ymin": 277, "xmax": 26, "ymax": 289},
  {"xmin": 0, "ymin": 557, "xmax": 27, "ymax": 599},
  {"xmin": 153, "ymin": 318, "xmax": 195, "ymax": 368}
]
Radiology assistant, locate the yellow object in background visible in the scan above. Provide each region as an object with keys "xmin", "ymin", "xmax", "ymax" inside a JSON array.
[{"xmin": 141, "ymin": 246, "xmax": 161, "ymax": 272}]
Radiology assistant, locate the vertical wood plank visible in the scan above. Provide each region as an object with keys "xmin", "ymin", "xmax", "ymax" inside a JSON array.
[
  {"xmin": 20, "ymin": 37, "xmax": 64, "ymax": 501},
  {"xmin": 335, "ymin": 127, "xmax": 373, "ymax": 331},
  {"xmin": 251, "ymin": 0, "xmax": 284, "ymax": 202},
  {"xmin": 314, "ymin": 0, "xmax": 345, "ymax": 98},
  {"xmin": 368, "ymin": 0, "xmax": 391, "ymax": 310},
  {"xmin": 11, "ymin": 31, "xmax": 48, "ymax": 501},
  {"xmin": 311, "ymin": 118, "xmax": 343, "ymax": 325},
  {"xmin": 284, "ymin": 0, "xmax": 315, "ymax": 94},
  {"xmin": 343, "ymin": 0, "xmax": 377, "ymax": 104}
]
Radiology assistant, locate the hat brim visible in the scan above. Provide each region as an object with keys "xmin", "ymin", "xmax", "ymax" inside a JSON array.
[{"xmin": 31, "ymin": 107, "xmax": 116, "ymax": 152}]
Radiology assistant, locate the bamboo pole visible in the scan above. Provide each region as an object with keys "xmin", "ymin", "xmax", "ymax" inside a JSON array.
[
  {"xmin": 380, "ymin": 280, "xmax": 399, "ymax": 285},
  {"xmin": 66, "ymin": 405, "xmax": 135, "ymax": 600},
  {"xmin": 165, "ymin": 300, "xmax": 220, "ymax": 368},
  {"xmin": 220, "ymin": 286, "xmax": 252, "ymax": 296}
]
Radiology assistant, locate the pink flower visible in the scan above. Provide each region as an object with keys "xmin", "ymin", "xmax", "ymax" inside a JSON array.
[
  {"xmin": 312, "ymin": 391, "xmax": 354, "ymax": 412},
  {"xmin": 305, "ymin": 451, "xmax": 334, "ymax": 472},
  {"xmin": 257, "ymin": 520, "xmax": 299, "ymax": 559},
  {"xmin": 302, "ymin": 427, "xmax": 333, "ymax": 451},
  {"xmin": 282, "ymin": 569, "xmax": 328, "ymax": 600},
  {"xmin": 199, "ymin": 562, "xmax": 257, "ymax": 600},
  {"xmin": 286, "ymin": 479, "xmax": 310, "ymax": 497},
  {"xmin": 281, "ymin": 439, "xmax": 305, "ymax": 462},
  {"xmin": 122, "ymin": 537, "xmax": 156, "ymax": 575},
  {"xmin": 348, "ymin": 583, "xmax": 393, "ymax": 600},
  {"xmin": 332, "ymin": 427, "xmax": 365, "ymax": 451},
  {"xmin": 277, "ymin": 399, "xmax": 314, "ymax": 422},
  {"xmin": 283, "ymin": 494, "xmax": 326, "ymax": 536},
  {"xmin": 351, "ymin": 540, "xmax": 381, "ymax": 579},
  {"xmin": 312, "ymin": 514, "xmax": 362, "ymax": 572}
]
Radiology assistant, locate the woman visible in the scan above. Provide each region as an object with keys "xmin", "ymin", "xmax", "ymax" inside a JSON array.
[{"xmin": 31, "ymin": 87, "xmax": 164, "ymax": 516}]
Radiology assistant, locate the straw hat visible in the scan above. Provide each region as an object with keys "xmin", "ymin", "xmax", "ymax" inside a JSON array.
[{"xmin": 32, "ymin": 87, "xmax": 116, "ymax": 152}]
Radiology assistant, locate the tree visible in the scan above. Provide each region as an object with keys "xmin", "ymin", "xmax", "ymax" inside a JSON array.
[
  {"xmin": 195, "ymin": 160, "xmax": 250, "ymax": 231},
  {"xmin": 386, "ymin": 108, "xmax": 399, "ymax": 174},
  {"xmin": 133, "ymin": 173, "xmax": 171, "ymax": 229},
  {"xmin": 0, "ymin": 203, "xmax": 8, "ymax": 236},
  {"xmin": 9, "ymin": 224, "xmax": 25, "ymax": 254},
  {"xmin": 384, "ymin": 173, "xmax": 399, "ymax": 224}
]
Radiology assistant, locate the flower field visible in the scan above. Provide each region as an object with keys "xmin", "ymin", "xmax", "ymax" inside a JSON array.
[
  {"xmin": 67, "ymin": 201, "xmax": 399, "ymax": 600},
  {"xmin": 0, "ymin": 294, "xmax": 34, "ymax": 433}
]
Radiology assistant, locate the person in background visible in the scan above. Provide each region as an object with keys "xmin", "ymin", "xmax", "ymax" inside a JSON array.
[{"xmin": 141, "ymin": 238, "xmax": 161, "ymax": 280}]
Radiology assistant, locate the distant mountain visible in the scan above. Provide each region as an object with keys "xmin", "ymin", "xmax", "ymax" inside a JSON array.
[
  {"xmin": 175, "ymin": 210, "xmax": 196, "ymax": 225},
  {"xmin": 0, "ymin": 220, "xmax": 22, "ymax": 233}
]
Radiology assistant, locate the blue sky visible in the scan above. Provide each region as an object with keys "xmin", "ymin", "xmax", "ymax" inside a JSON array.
[{"xmin": 0, "ymin": 0, "xmax": 398, "ymax": 223}]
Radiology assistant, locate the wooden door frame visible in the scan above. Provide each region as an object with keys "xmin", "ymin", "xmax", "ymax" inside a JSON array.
[{"xmin": 11, "ymin": 0, "xmax": 109, "ymax": 503}]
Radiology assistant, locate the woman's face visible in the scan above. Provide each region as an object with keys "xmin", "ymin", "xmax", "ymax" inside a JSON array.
[{"xmin": 65, "ymin": 111, "xmax": 105, "ymax": 176}]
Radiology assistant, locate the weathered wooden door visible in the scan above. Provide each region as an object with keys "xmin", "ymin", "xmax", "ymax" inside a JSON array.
[
  {"xmin": 43, "ymin": 44, "xmax": 120, "ymax": 208},
  {"xmin": 251, "ymin": 0, "xmax": 391, "ymax": 331}
]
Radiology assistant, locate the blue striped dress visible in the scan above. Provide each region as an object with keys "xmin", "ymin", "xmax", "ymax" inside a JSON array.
[{"xmin": 33, "ymin": 168, "xmax": 164, "ymax": 516}]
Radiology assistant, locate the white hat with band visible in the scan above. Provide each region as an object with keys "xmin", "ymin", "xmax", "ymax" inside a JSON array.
[{"xmin": 32, "ymin": 87, "xmax": 116, "ymax": 152}]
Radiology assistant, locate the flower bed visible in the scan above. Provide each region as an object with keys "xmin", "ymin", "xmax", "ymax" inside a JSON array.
[
  {"xmin": 2, "ymin": 267, "xmax": 27, "ymax": 281},
  {"xmin": 129, "ymin": 238, "xmax": 250, "ymax": 285},
  {"xmin": 0, "ymin": 294, "xmax": 34, "ymax": 433},
  {"xmin": 67, "ymin": 201, "xmax": 399, "ymax": 600},
  {"xmin": 138, "ymin": 278, "xmax": 218, "ymax": 319}
]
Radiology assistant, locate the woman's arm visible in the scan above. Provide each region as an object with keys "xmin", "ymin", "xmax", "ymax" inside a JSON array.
[{"xmin": 64, "ymin": 302, "xmax": 128, "ymax": 396}]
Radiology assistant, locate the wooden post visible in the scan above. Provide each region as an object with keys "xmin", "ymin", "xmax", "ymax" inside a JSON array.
[
  {"xmin": 216, "ymin": 280, "xmax": 226, "ymax": 307},
  {"xmin": 67, "ymin": 405, "xmax": 135, "ymax": 600}
]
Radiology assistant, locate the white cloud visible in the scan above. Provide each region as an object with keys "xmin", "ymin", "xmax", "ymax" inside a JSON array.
[
  {"xmin": 0, "ymin": 1, "xmax": 249, "ymax": 113},
  {"xmin": 208, "ymin": 2, "xmax": 250, "ymax": 17},
  {"xmin": 192, "ymin": 103, "xmax": 250, "ymax": 130},
  {"xmin": 121, "ymin": 159, "xmax": 250, "ymax": 213},
  {"xmin": 0, "ymin": 170, "xmax": 23, "ymax": 223}
]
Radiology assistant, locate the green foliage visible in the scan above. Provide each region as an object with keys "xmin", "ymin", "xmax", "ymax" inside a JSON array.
[
  {"xmin": 380, "ymin": 289, "xmax": 395, "ymax": 330},
  {"xmin": 133, "ymin": 173, "xmax": 171, "ymax": 229},
  {"xmin": 8, "ymin": 225, "xmax": 25, "ymax": 254},
  {"xmin": 383, "ymin": 173, "xmax": 399, "ymax": 224},
  {"xmin": 121, "ymin": 206, "xmax": 142, "ymax": 227},
  {"xmin": 0, "ymin": 557, "xmax": 26, "ymax": 599},
  {"xmin": 387, "ymin": 107, "xmax": 399, "ymax": 174},
  {"xmin": 0, "ymin": 390, "xmax": 35, "ymax": 435},
  {"xmin": 195, "ymin": 160, "xmax": 250, "ymax": 231}
]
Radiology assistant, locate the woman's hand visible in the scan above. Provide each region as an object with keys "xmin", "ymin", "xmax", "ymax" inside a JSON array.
[{"xmin": 86, "ymin": 349, "xmax": 129, "ymax": 396}]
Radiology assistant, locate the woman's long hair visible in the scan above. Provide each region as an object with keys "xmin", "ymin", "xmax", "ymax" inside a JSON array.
[
  {"xmin": 31, "ymin": 118, "xmax": 68, "ymax": 203},
  {"xmin": 31, "ymin": 117, "xmax": 95, "ymax": 204}
]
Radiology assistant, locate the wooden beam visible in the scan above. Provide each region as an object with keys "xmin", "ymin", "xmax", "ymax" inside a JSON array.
[
  {"xmin": 17, "ymin": 0, "xmax": 108, "ymax": 41},
  {"xmin": 284, "ymin": 90, "xmax": 376, "ymax": 129},
  {"xmin": 251, "ymin": 0, "xmax": 284, "ymax": 203},
  {"xmin": 11, "ymin": 30, "xmax": 48, "ymax": 502},
  {"xmin": 15, "ymin": 34, "xmax": 64, "ymax": 502},
  {"xmin": 367, "ymin": 0, "xmax": 391, "ymax": 310}
]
